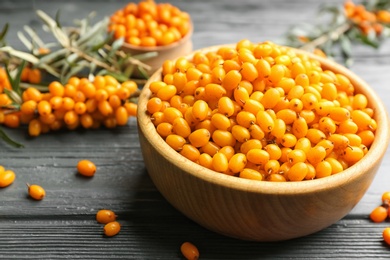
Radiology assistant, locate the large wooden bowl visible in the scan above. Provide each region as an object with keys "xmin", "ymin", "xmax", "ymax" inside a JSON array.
[{"xmin": 137, "ymin": 45, "xmax": 390, "ymax": 241}]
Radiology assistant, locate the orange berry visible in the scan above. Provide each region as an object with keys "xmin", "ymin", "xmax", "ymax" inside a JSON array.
[
  {"xmin": 180, "ymin": 242, "xmax": 199, "ymax": 260},
  {"xmin": 0, "ymin": 169, "xmax": 16, "ymax": 188},
  {"xmin": 77, "ymin": 160, "xmax": 97, "ymax": 177},
  {"xmin": 103, "ymin": 221, "xmax": 121, "ymax": 237},
  {"xmin": 27, "ymin": 184, "xmax": 45, "ymax": 200},
  {"xmin": 96, "ymin": 209, "xmax": 117, "ymax": 224}
]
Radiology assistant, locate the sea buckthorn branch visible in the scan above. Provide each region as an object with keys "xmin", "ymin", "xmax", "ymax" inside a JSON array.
[
  {"xmin": 0, "ymin": 10, "xmax": 155, "ymax": 85},
  {"xmin": 282, "ymin": 0, "xmax": 390, "ymax": 66}
]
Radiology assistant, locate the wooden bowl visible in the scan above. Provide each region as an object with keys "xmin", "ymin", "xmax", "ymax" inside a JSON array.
[
  {"xmin": 121, "ymin": 24, "xmax": 193, "ymax": 77},
  {"xmin": 137, "ymin": 45, "xmax": 390, "ymax": 241}
]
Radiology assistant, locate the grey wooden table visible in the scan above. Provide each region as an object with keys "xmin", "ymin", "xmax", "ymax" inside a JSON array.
[{"xmin": 1, "ymin": 0, "xmax": 390, "ymax": 259}]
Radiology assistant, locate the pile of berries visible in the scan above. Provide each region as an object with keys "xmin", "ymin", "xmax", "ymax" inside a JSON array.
[
  {"xmin": 146, "ymin": 39, "xmax": 377, "ymax": 182},
  {"xmin": 109, "ymin": 0, "xmax": 191, "ymax": 47},
  {"xmin": 0, "ymin": 75, "xmax": 138, "ymax": 136},
  {"xmin": 344, "ymin": 0, "xmax": 390, "ymax": 36}
]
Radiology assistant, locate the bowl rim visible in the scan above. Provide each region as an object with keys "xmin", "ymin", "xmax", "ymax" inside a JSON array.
[
  {"xmin": 121, "ymin": 21, "xmax": 194, "ymax": 52},
  {"xmin": 137, "ymin": 44, "xmax": 390, "ymax": 196}
]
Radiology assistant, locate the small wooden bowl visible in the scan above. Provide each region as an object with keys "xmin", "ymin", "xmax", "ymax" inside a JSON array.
[
  {"xmin": 121, "ymin": 25, "xmax": 193, "ymax": 77},
  {"xmin": 137, "ymin": 45, "xmax": 390, "ymax": 241}
]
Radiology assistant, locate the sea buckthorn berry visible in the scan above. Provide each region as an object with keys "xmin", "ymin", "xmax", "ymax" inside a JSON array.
[
  {"xmin": 124, "ymin": 102, "xmax": 137, "ymax": 117},
  {"xmin": 62, "ymin": 97, "xmax": 75, "ymax": 111},
  {"xmin": 287, "ymin": 162, "xmax": 308, "ymax": 181},
  {"xmin": 343, "ymin": 146, "xmax": 364, "ymax": 165},
  {"xmin": 21, "ymin": 100, "xmax": 38, "ymax": 115},
  {"xmin": 212, "ymin": 130, "xmax": 236, "ymax": 148},
  {"xmin": 115, "ymin": 106, "xmax": 128, "ymax": 126},
  {"xmin": 24, "ymin": 87, "xmax": 42, "ymax": 102},
  {"xmin": 370, "ymin": 206, "xmax": 388, "ymax": 223},
  {"xmin": 212, "ymin": 152, "xmax": 229, "ymax": 173},
  {"xmin": 382, "ymin": 191, "xmax": 390, "ymax": 206},
  {"xmin": 192, "ymin": 100, "xmax": 209, "ymax": 121},
  {"xmin": 267, "ymin": 173, "xmax": 286, "ymax": 182},
  {"xmin": 4, "ymin": 113, "xmax": 20, "ymax": 128},
  {"xmin": 318, "ymin": 116, "xmax": 337, "ymax": 134},
  {"xmin": 103, "ymin": 221, "xmax": 121, "ymax": 237},
  {"xmin": 77, "ymin": 159, "xmax": 97, "ymax": 177},
  {"xmin": 291, "ymin": 116, "xmax": 308, "ymax": 139},
  {"xmin": 246, "ymin": 149, "xmax": 269, "ymax": 165},
  {"xmin": 37, "ymin": 100, "xmax": 52, "ymax": 116},
  {"xmin": 180, "ymin": 144, "xmax": 201, "ymax": 162},
  {"xmin": 198, "ymin": 153, "xmax": 213, "ymax": 169},
  {"xmin": 0, "ymin": 169, "xmax": 16, "ymax": 188},
  {"xmin": 222, "ymin": 70, "xmax": 242, "ymax": 91},
  {"xmin": 188, "ymin": 128, "xmax": 210, "ymax": 148},
  {"xmin": 287, "ymin": 149, "xmax": 306, "ymax": 165},
  {"xmin": 261, "ymin": 88, "xmax": 280, "ymax": 109},
  {"xmin": 256, "ymin": 110, "xmax": 274, "ymax": 133},
  {"xmin": 28, "ymin": 119, "xmax": 42, "ymax": 137},
  {"xmin": 271, "ymin": 118, "xmax": 286, "ymax": 139},
  {"xmin": 383, "ymin": 227, "xmax": 390, "ymax": 246},
  {"xmin": 231, "ymin": 125, "xmax": 250, "ymax": 143},
  {"xmin": 48, "ymin": 81, "xmax": 65, "ymax": 97},
  {"xmin": 211, "ymin": 113, "xmax": 231, "ymax": 131},
  {"xmin": 264, "ymin": 160, "xmax": 280, "ymax": 175},
  {"xmin": 180, "ymin": 242, "xmax": 200, "ymax": 260},
  {"xmin": 307, "ymin": 146, "xmax": 326, "ymax": 165},
  {"xmin": 166, "ymin": 134, "xmax": 187, "ymax": 151},
  {"xmin": 96, "ymin": 209, "xmax": 117, "ymax": 224},
  {"xmin": 315, "ymin": 160, "xmax": 332, "ymax": 179},
  {"xmin": 276, "ymin": 109, "xmax": 296, "ymax": 125},
  {"xmin": 218, "ymin": 96, "xmax": 235, "ymax": 117},
  {"xmin": 239, "ymin": 168, "xmax": 263, "ymax": 181},
  {"xmin": 228, "ymin": 153, "xmax": 247, "ymax": 173},
  {"xmin": 27, "ymin": 184, "xmax": 45, "ymax": 200},
  {"xmin": 157, "ymin": 84, "xmax": 177, "ymax": 101},
  {"xmin": 352, "ymin": 93, "xmax": 368, "ymax": 110}
]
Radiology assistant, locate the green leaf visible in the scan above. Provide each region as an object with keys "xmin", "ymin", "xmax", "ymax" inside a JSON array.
[
  {"xmin": 340, "ymin": 34, "xmax": 352, "ymax": 57},
  {"xmin": 13, "ymin": 60, "xmax": 26, "ymax": 96},
  {"xmin": 0, "ymin": 46, "xmax": 40, "ymax": 64},
  {"xmin": 23, "ymin": 25, "xmax": 46, "ymax": 48},
  {"xmin": 131, "ymin": 51, "xmax": 158, "ymax": 61},
  {"xmin": 108, "ymin": 37, "xmax": 124, "ymax": 58},
  {"xmin": 36, "ymin": 10, "xmax": 70, "ymax": 47},
  {"xmin": 124, "ymin": 64, "xmax": 135, "ymax": 78},
  {"xmin": 39, "ymin": 48, "xmax": 68, "ymax": 64},
  {"xmin": 77, "ymin": 17, "xmax": 109, "ymax": 47},
  {"xmin": 17, "ymin": 31, "xmax": 34, "ymax": 51},
  {"xmin": 0, "ymin": 126, "xmax": 24, "ymax": 148},
  {"xmin": 0, "ymin": 23, "xmax": 9, "ymax": 41},
  {"xmin": 55, "ymin": 10, "xmax": 62, "ymax": 28},
  {"xmin": 136, "ymin": 66, "xmax": 150, "ymax": 79}
]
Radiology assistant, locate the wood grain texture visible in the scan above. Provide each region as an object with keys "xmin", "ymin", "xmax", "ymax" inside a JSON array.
[{"xmin": 1, "ymin": 0, "xmax": 390, "ymax": 258}]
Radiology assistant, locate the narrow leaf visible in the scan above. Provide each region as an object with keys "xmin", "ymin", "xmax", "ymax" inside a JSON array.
[
  {"xmin": 23, "ymin": 25, "xmax": 46, "ymax": 47},
  {"xmin": 39, "ymin": 48, "xmax": 68, "ymax": 64},
  {"xmin": 0, "ymin": 23, "xmax": 9, "ymax": 41},
  {"xmin": 340, "ymin": 34, "xmax": 352, "ymax": 57},
  {"xmin": 13, "ymin": 60, "xmax": 26, "ymax": 96},
  {"xmin": 17, "ymin": 31, "xmax": 34, "ymax": 51},
  {"xmin": 131, "ymin": 51, "xmax": 158, "ymax": 60},
  {"xmin": 0, "ymin": 127, "xmax": 24, "ymax": 148},
  {"xmin": 0, "ymin": 46, "xmax": 40, "ymax": 64},
  {"xmin": 77, "ymin": 17, "xmax": 109, "ymax": 46}
]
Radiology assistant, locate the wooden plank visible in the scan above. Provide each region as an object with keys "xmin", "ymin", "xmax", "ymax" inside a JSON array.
[{"xmin": 1, "ymin": 0, "xmax": 390, "ymax": 258}]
